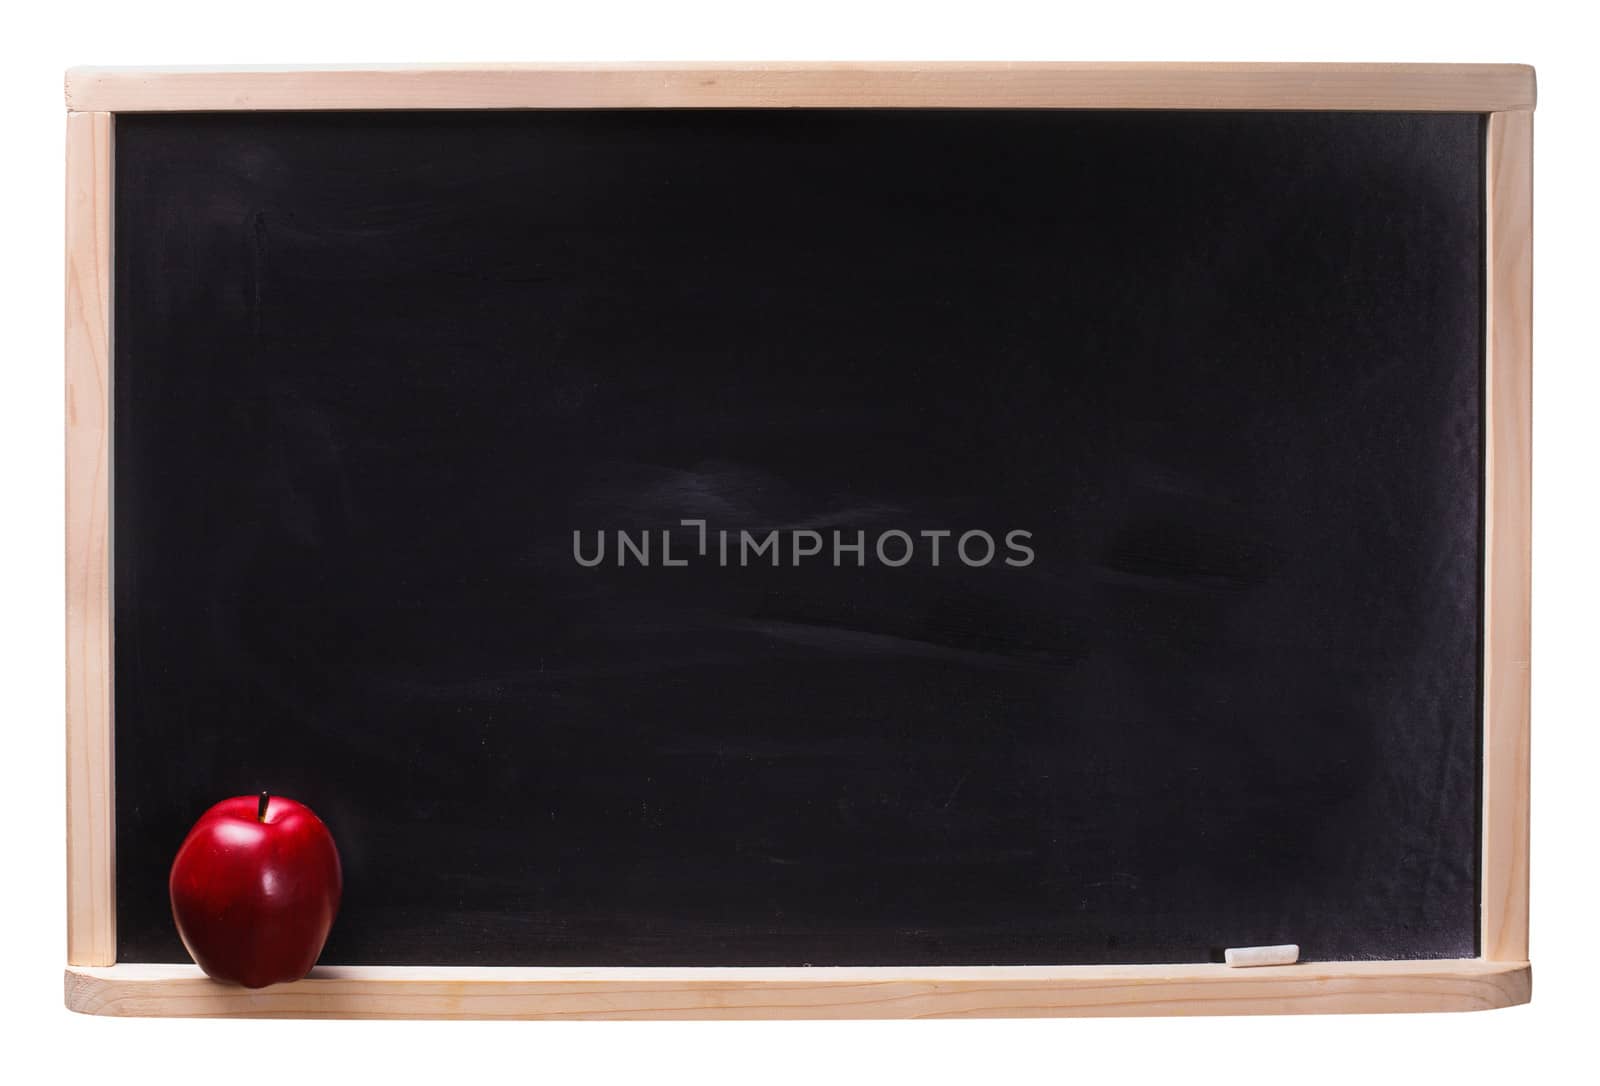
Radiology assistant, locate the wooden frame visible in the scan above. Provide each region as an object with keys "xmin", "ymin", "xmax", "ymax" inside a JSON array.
[{"xmin": 63, "ymin": 63, "xmax": 1535, "ymax": 1018}]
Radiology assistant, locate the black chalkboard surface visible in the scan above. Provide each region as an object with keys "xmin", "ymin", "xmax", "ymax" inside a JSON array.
[{"xmin": 113, "ymin": 109, "xmax": 1483, "ymax": 967}]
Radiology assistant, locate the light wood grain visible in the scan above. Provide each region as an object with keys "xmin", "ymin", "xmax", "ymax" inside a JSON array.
[
  {"xmin": 63, "ymin": 63, "xmax": 1535, "ymax": 114},
  {"xmin": 65, "ymin": 110, "xmax": 114, "ymax": 969},
  {"xmin": 1482, "ymin": 110, "xmax": 1533, "ymax": 964},
  {"xmin": 64, "ymin": 961, "xmax": 1530, "ymax": 1019}
]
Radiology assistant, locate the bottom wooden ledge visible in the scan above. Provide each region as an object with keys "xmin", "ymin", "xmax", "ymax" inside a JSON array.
[{"xmin": 65, "ymin": 959, "xmax": 1530, "ymax": 1019}]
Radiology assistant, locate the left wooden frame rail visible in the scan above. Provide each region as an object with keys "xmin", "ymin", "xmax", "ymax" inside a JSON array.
[
  {"xmin": 66, "ymin": 108, "xmax": 114, "ymax": 971},
  {"xmin": 64, "ymin": 63, "xmax": 1534, "ymax": 1019}
]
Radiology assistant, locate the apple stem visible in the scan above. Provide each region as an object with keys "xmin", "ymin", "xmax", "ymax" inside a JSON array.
[{"xmin": 258, "ymin": 792, "xmax": 270, "ymax": 822}]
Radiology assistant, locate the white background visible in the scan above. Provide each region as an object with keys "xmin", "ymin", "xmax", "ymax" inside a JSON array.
[{"xmin": 2, "ymin": 3, "xmax": 1592, "ymax": 1082}]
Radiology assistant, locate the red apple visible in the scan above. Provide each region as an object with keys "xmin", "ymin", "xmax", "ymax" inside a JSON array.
[{"xmin": 169, "ymin": 792, "xmax": 342, "ymax": 988}]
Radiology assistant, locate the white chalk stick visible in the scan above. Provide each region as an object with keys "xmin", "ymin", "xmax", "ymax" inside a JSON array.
[{"xmin": 1224, "ymin": 944, "xmax": 1300, "ymax": 968}]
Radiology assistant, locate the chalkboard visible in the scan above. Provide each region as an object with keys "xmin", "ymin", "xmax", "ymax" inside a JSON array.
[{"xmin": 113, "ymin": 109, "xmax": 1484, "ymax": 967}]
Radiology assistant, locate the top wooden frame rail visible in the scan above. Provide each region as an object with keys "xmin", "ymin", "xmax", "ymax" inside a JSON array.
[{"xmin": 65, "ymin": 62, "xmax": 1536, "ymax": 114}]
